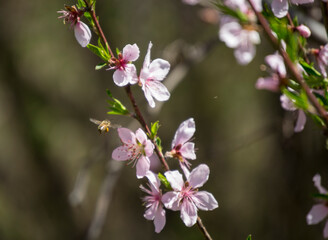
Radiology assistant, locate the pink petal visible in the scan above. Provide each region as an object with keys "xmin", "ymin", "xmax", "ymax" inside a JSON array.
[
  {"xmin": 136, "ymin": 128, "xmax": 148, "ymax": 144},
  {"xmin": 324, "ymin": 220, "xmax": 328, "ymax": 238},
  {"xmin": 272, "ymin": 0, "xmax": 288, "ymax": 18},
  {"xmin": 117, "ymin": 128, "xmax": 136, "ymax": 144},
  {"xmin": 255, "ymin": 76, "xmax": 280, "ymax": 92},
  {"xmin": 313, "ymin": 174, "xmax": 328, "ymax": 194},
  {"xmin": 149, "ymin": 59, "xmax": 170, "ymax": 81},
  {"xmin": 145, "ymin": 171, "xmax": 161, "ymax": 193},
  {"xmin": 113, "ymin": 64, "xmax": 138, "ymax": 86},
  {"xmin": 143, "ymin": 42, "xmax": 153, "ymax": 69},
  {"xmin": 172, "ymin": 118, "xmax": 195, "ymax": 148},
  {"xmin": 219, "ymin": 19, "xmax": 241, "ymax": 49},
  {"xmin": 154, "ymin": 205, "xmax": 166, "ymax": 233},
  {"xmin": 250, "ymin": 0, "xmax": 263, "ymax": 11},
  {"xmin": 144, "ymin": 202, "xmax": 157, "ymax": 220},
  {"xmin": 162, "ymin": 191, "xmax": 180, "ymax": 210},
  {"xmin": 265, "ymin": 52, "xmax": 286, "ymax": 77},
  {"xmin": 144, "ymin": 140, "xmax": 154, "ymax": 157},
  {"xmin": 280, "ymin": 94, "xmax": 296, "ymax": 111},
  {"xmin": 188, "ymin": 164, "xmax": 209, "ymax": 188},
  {"xmin": 112, "ymin": 146, "xmax": 132, "ymax": 161},
  {"xmin": 234, "ymin": 39, "xmax": 256, "ymax": 65},
  {"xmin": 136, "ymin": 156, "xmax": 150, "ymax": 179},
  {"xmin": 122, "ymin": 43, "xmax": 140, "ymax": 62},
  {"xmin": 290, "ymin": 0, "xmax": 313, "ymax": 4},
  {"xmin": 146, "ymin": 80, "xmax": 170, "ymax": 101},
  {"xmin": 296, "ymin": 24, "xmax": 311, "ymax": 38},
  {"xmin": 307, "ymin": 204, "xmax": 328, "ymax": 225},
  {"xmin": 164, "ymin": 170, "xmax": 184, "ymax": 191},
  {"xmin": 143, "ymin": 86, "xmax": 156, "ymax": 108},
  {"xmin": 294, "ymin": 110, "xmax": 306, "ymax": 132},
  {"xmin": 180, "ymin": 142, "xmax": 196, "ymax": 160},
  {"xmin": 193, "ymin": 191, "xmax": 218, "ymax": 211},
  {"xmin": 180, "ymin": 199, "xmax": 198, "ymax": 227},
  {"xmin": 74, "ymin": 21, "xmax": 91, "ymax": 47}
]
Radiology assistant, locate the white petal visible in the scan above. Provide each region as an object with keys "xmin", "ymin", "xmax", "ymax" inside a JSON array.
[
  {"xmin": 122, "ymin": 43, "xmax": 140, "ymax": 62},
  {"xmin": 192, "ymin": 191, "xmax": 218, "ymax": 211},
  {"xmin": 74, "ymin": 21, "xmax": 91, "ymax": 47},
  {"xmin": 145, "ymin": 171, "xmax": 161, "ymax": 193},
  {"xmin": 143, "ymin": 85, "xmax": 156, "ymax": 108},
  {"xmin": 313, "ymin": 174, "xmax": 328, "ymax": 194},
  {"xmin": 154, "ymin": 205, "xmax": 166, "ymax": 233},
  {"xmin": 188, "ymin": 164, "xmax": 210, "ymax": 188},
  {"xmin": 180, "ymin": 199, "xmax": 198, "ymax": 227},
  {"xmin": 136, "ymin": 156, "xmax": 150, "ymax": 179},
  {"xmin": 146, "ymin": 80, "xmax": 170, "ymax": 101},
  {"xmin": 265, "ymin": 52, "xmax": 286, "ymax": 77},
  {"xmin": 162, "ymin": 191, "xmax": 180, "ymax": 210},
  {"xmin": 136, "ymin": 128, "xmax": 148, "ymax": 144},
  {"xmin": 144, "ymin": 203, "xmax": 157, "ymax": 220},
  {"xmin": 172, "ymin": 118, "xmax": 195, "ymax": 148},
  {"xmin": 164, "ymin": 170, "xmax": 184, "ymax": 190},
  {"xmin": 234, "ymin": 40, "xmax": 256, "ymax": 65},
  {"xmin": 294, "ymin": 110, "xmax": 306, "ymax": 132},
  {"xmin": 113, "ymin": 69, "xmax": 130, "ymax": 87},
  {"xmin": 307, "ymin": 204, "xmax": 328, "ymax": 225},
  {"xmin": 219, "ymin": 20, "xmax": 242, "ymax": 49},
  {"xmin": 149, "ymin": 59, "xmax": 170, "ymax": 81},
  {"xmin": 272, "ymin": 0, "xmax": 289, "ymax": 18},
  {"xmin": 143, "ymin": 42, "xmax": 153, "ymax": 69},
  {"xmin": 180, "ymin": 142, "xmax": 196, "ymax": 160}
]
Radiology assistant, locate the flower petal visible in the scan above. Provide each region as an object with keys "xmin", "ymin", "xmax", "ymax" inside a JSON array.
[
  {"xmin": 294, "ymin": 110, "xmax": 306, "ymax": 133},
  {"xmin": 265, "ymin": 52, "xmax": 286, "ymax": 77},
  {"xmin": 290, "ymin": 0, "xmax": 313, "ymax": 4},
  {"xmin": 123, "ymin": 43, "xmax": 140, "ymax": 62},
  {"xmin": 219, "ymin": 17, "xmax": 241, "ymax": 49},
  {"xmin": 113, "ymin": 64, "xmax": 138, "ymax": 86},
  {"xmin": 154, "ymin": 205, "xmax": 166, "ymax": 233},
  {"xmin": 146, "ymin": 80, "xmax": 170, "ymax": 101},
  {"xmin": 112, "ymin": 146, "xmax": 131, "ymax": 161},
  {"xmin": 255, "ymin": 76, "xmax": 280, "ymax": 92},
  {"xmin": 144, "ymin": 140, "xmax": 154, "ymax": 157},
  {"xmin": 143, "ymin": 42, "xmax": 153, "ymax": 69},
  {"xmin": 172, "ymin": 118, "xmax": 195, "ymax": 148},
  {"xmin": 234, "ymin": 39, "xmax": 256, "ymax": 65},
  {"xmin": 306, "ymin": 204, "xmax": 328, "ymax": 225},
  {"xmin": 313, "ymin": 174, "xmax": 328, "ymax": 194},
  {"xmin": 162, "ymin": 191, "xmax": 180, "ymax": 210},
  {"xmin": 145, "ymin": 171, "xmax": 161, "ymax": 193},
  {"xmin": 149, "ymin": 59, "xmax": 170, "ymax": 81},
  {"xmin": 188, "ymin": 164, "xmax": 209, "ymax": 188},
  {"xmin": 117, "ymin": 128, "xmax": 136, "ymax": 144},
  {"xmin": 180, "ymin": 142, "xmax": 196, "ymax": 160},
  {"xmin": 164, "ymin": 170, "xmax": 184, "ymax": 191},
  {"xmin": 192, "ymin": 191, "xmax": 218, "ymax": 211},
  {"xmin": 144, "ymin": 202, "xmax": 157, "ymax": 221},
  {"xmin": 74, "ymin": 21, "xmax": 91, "ymax": 47},
  {"xmin": 142, "ymin": 85, "xmax": 155, "ymax": 108},
  {"xmin": 136, "ymin": 156, "xmax": 150, "ymax": 179},
  {"xmin": 272, "ymin": 0, "xmax": 288, "ymax": 18},
  {"xmin": 180, "ymin": 199, "xmax": 198, "ymax": 227},
  {"xmin": 136, "ymin": 128, "xmax": 148, "ymax": 144}
]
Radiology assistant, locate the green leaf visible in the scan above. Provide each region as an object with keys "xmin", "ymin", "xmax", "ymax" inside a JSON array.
[
  {"xmin": 158, "ymin": 173, "xmax": 171, "ymax": 189},
  {"xmin": 149, "ymin": 121, "xmax": 160, "ymax": 139},
  {"xmin": 106, "ymin": 89, "xmax": 130, "ymax": 116},
  {"xmin": 77, "ymin": 0, "xmax": 87, "ymax": 8},
  {"xmin": 116, "ymin": 48, "xmax": 120, "ymax": 56},
  {"xmin": 313, "ymin": 193, "xmax": 328, "ymax": 201},
  {"xmin": 299, "ymin": 60, "xmax": 322, "ymax": 77},
  {"xmin": 87, "ymin": 44, "xmax": 110, "ymax": 61},
  {"xmin": 215, "ymin": 3, "xmax": 248, "ymax": 23},
  {"xmin": 246, "ymin": 235, "xmax": 252, "ymax": 240},
  {"xmin": 309, "ymin": 114, "xmax": 326, "ymax": 128},
  {"xmin": 155, "ymin": 136, "xmax": 162, "ymax": 152},
  {"xmin": 282, "ymin": 87, "xmax": 308, "ymax": 110},
  {"xmin": 95, "ymin": 62, "xmax": 108, "ymax": 70}
]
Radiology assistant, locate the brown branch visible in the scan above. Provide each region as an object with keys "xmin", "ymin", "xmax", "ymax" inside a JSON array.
[{"xmin": 247, "ymin": 0, "xmax": 328, "ymax": 128}]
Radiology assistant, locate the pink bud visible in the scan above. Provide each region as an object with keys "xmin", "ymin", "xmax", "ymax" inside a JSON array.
[
  {"xmin": 296, "ymin": 24, "xmax": 311, "ymax": 38},
  {"xmin": 74, "ymin": 21, "xmax": 91, "ymax": 47}
]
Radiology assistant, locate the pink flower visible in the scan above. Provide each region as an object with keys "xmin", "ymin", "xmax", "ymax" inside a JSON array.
[
  {"xmin": 139, "ymin": 42, "xmax": 170, "ymax": 108},
  {"xmin": 112, "ymin": 128, "xmax": 154, "ymax": 179},
  {"xmin": 280, "ymin": 94, "xmax": 307, "ymax": 132},
  {"xmin": 317, "ymin": 44, "xmax": 328, "ymax": 78},
  {"xmin": 140, "ymin": 171, "xmax": 166, "ymax": 233},
  {"xmin": 165, "ymin": 118, "xmax": 196, "ymax": 169},
  {"xmin": 271, "ymin": 0, "xmax": 314, "ymax": 18},
  {"xmin": 162, "ymin": 164, "xmax": 218, "ymax": 227},
  {"xmin": 307, "ymin": 174, "xmax": 328, "ymax": 238},
  {"xmin": 256, "ymin": 52, "xmax": 286, "ymax": 92},
  {"xmin": 58, "ymin": 6, "xmax": 91, "ymax": 48},
  {"xmin": 219, "ymin": 16, "xmax": 260, "ymax": 65},
  {"xmin": 108, "ymin": 44, "xmax": 140, "ymax": 87},
  {"xmin": 296, "ymin": 24, "xmax": 311, "ymax": 38}
]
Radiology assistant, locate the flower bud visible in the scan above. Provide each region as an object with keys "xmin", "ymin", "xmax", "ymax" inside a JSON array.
[
  {"xmin": 296, "ymin": 24, "xmax": 311, "ymax": 38},
  {"xmin": 74, "ymin": 21, "xmax": 91, "ymax": 47}
]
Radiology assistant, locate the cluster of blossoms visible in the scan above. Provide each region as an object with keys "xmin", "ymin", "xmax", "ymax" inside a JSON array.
[{"xmin": 112, "ymin": 119, "xmax": 218, "ymax": 232}]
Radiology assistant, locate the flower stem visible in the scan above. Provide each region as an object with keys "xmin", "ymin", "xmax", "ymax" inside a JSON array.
[
  {"xmin": 83, "ymin": 0, "xmax": 114, "ymax": 58},
  {"xmin": 247, "ymin": 0, "xmax": 328, "ymax": 128}
]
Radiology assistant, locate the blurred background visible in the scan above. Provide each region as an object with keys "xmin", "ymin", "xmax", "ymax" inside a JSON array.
[{"xmin": 0, "ymin": 0, "xmax": 327, "ymax": 239}]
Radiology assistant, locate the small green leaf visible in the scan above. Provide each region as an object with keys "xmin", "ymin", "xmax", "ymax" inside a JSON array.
[
  {"xmin": 246, "ymin": 235, "xmax": 252, "ymax": 240},
  {"xmin": 299, "ymin": 60, "xmax": 322, "ymax": 77},
  {"xmin": 313, "ymin": 193, "xmax": 328, "ymax": 201},
  {"xmin": 282, "ymin": 87, "xmax": 308, "ymax": 110},
  {"xmin": 149, "ymin": 121, "xmax": 160, "ymax": 139},
  {"xmin": 116, "ymin": 48, "xmax": 120, "ymax": 56},
  {"xmin": 95, "ymin": 62, "xmax": 108, "ymax": 70},
  {"xmin": 87, "ymin": 44, "xmax": 110, "ymax": 61},
  {"xmin": 106, "ymin": 89, "xmax": 130, "ymax": 116},
  {"xmin": 309, "ymin": 114, "xmax": 326, "ymax": 128},
  {"xmin": 155, "ymin": 136, "xmax": 162, "ymax": 152},
  {"xmin": 158, "ymin": 173, "xmax": 171, "ymax": 189},
  {"xmin": 77, "ymin": 0, "xmax": 87, "ymax": 8}
]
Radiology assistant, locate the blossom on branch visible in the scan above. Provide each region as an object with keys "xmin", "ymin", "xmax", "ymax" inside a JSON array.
[
  {"xmin": 165, "ymin": 118, "xmax": 196, "ymax": 169},
  {"xmin": 307, "ymin": 174, "xmax": 328, "ymax": 238},
  {"xmin": 57, "ymin": 5, "xmax": 91, "ymax": 47},
  {"xmin": 108, "ymin": 44, "xmax": 140, "ymax": 87},
  {"xmin": 271, "ymin": 0, "xmax": 314, "ymax": 18},
  {"xmin": 112, "ymin": 128, "xmax": 154, "ymax": 178},
  {"xmin": 140, "ymin": 171, "xmax": 166, "ymax": 233},
  {"xmin": 139, "ymin": 42, "xmax": 171, "ymax": 108},
  {"xmin": 162, "ymin": 164, "xmax": 218, "ymax": 227},
  {"xmin": 256, "ymin": 52, "xmax": 286, "ymax": 92}
]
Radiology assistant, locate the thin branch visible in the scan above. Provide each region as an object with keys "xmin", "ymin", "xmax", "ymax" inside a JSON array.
[{"xmin": 247, "ymin": 0, "xmax": 328, "ymax": 128}]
